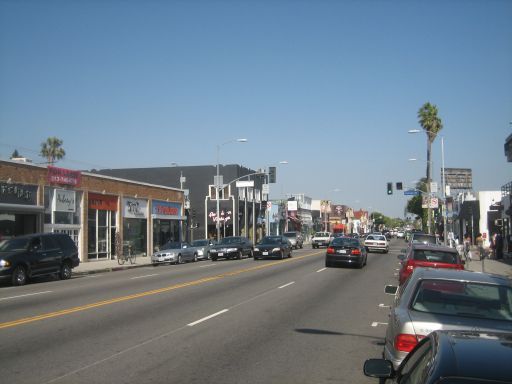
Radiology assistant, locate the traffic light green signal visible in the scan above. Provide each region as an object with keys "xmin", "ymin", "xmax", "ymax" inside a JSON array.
[{"xmin": 387, "ymin": 182, "xmax": 393, "ymax": 195}]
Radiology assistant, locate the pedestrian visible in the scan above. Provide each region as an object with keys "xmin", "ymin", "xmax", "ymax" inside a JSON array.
[
  {"xmin": 495, "ymin": 233, "xmax": 504, "ymax": 260},
  {"xmin": 490, "ymin": 233, "xmax": 496, "ymax": 259},
  {"xmin": 463, "ymin": 233, "xmax": 471, "ymax": 262},
  {"xmin": 476, "ymin": 233, "xmax": 484, "ymax": 260}
]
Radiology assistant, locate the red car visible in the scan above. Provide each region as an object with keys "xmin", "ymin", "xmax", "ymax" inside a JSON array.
[{"xmin": 398, "ymin": 243, "xmax": 464, "ymax": 285}]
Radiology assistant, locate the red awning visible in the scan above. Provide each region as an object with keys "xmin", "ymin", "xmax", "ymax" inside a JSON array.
[{"xmin": 333, "ymin": 224, "xmax": 345, "ymax": 230}]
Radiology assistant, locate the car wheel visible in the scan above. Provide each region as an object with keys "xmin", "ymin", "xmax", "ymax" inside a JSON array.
[
  {"xmin": 288, "ymin": 250, "xmax": 292, "ymax": 258},
  {"xmin": 12, "ymin": 265, "xmax": 27, "ymax": 286},
  {"xmin": 281, "ymin": 250, "xmax": 285, "ymax": 259},
  {"xmin": 193, "ymin": 254, "xmax": 198, "ymax": 262},
  {"xmin": 365, "ymin": 247, "xmax": 370, "ymax": 253},
  {"xmin": 211, "ymin": 256, "xmax": 217, "ymax": 261},
  {"xmin": 177, "ymin": 255, "xmax": 183, "ymax": 264},
  {"xmin": 325, "ymin": 260, "xmax": 332, "ymax": 268},
  {"xmin": 313, "ymin": 245, "xmax": 317, "ymax": 249},
  {"xmin": 60, "ymin": 262, "xmax": 72, "ymax": 280},
  {"xmin": 238, "ymin": 251, "xmax": 243, "ymax": 260}
]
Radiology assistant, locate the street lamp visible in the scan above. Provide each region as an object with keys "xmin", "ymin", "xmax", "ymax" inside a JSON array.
[
  {"xmin": 408, "ymin": 129, "xmax": 446, "ymax": 244},
  {"xmin": 216, "ymin": 138, "xmax": 247, "ymax": 241}
]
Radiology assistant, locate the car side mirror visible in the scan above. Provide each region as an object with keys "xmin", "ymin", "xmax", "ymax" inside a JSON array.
[
  {"xmin": 384, "ymin": 285, "xmax": 398, "ymax": 295},
  {"xmin": 363, "ymin": 359, "xmax": 394, "ymax": 379}
]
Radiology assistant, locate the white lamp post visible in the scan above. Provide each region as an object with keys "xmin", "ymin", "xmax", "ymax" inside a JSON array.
[{"xmin": 216, "ymin": 139, "xmax": 247, "ymax": 241}]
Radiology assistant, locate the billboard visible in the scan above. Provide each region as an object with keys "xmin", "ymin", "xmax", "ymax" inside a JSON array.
[{"xmin": 442, "ymin": 168, "xmax": 472, "ymax": 190}]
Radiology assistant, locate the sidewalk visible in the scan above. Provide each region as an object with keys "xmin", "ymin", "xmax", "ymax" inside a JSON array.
[
  {"xmin": 73, "ymin": 255, "xmax": 154, "ymax": 275},
  {"xmin": 464, "ymin": 249, "xmax": 512, "ymax": 279}
]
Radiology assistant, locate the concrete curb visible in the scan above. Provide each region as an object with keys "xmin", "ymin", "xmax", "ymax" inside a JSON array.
[{"xmin": 73, "ymin": 262, "xmax": 153, "ymax": 276}]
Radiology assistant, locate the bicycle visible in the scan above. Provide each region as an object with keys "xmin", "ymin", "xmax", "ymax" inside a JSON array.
[
  {"xmin": 118, "ymin": 244, "xmax": 136, "ymax": 265},
  {"xmin": 116, "ymin": 233, "xmax": 136, "ymax": 265}
]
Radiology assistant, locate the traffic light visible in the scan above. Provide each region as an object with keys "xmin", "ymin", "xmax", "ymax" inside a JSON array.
[
  {"xmin": 268, "ymin": 166, "xmax": 276, "ymax": 183},
  {"xmin": 396, "ymin": 182, "xmax": 403, "ymax": 190},
  {"xmin": 387, "ymin": 182, "xmax": 393, "ymax": 195}
]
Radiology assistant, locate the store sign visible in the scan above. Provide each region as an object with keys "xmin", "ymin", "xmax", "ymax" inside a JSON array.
[
  {"xmin": 53, "ymin": 189, "xmax": 76, "ymax": 212},
  {"xmin": 0, "ymin": 182, "xmax": 37, "ymax": 205},
  {"xmin": 89, "ymin": 192, "xmax": 118, "ymax": 211},
  {"xmin": 152, "ymin": 200, "xmax": 182, "ymax": 218},
  {"xmin": 123, "ymin": 197, "xmax": 148, "ymax": 219},
  {"xmin": 47, "ymin": 166, "xmax": 81, "ymax": 187},
  {"xmin": 287, "ymin": 201, "xmax": 298, "ymax": 211}
]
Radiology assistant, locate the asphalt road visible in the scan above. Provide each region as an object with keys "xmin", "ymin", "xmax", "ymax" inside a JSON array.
[{"xmin": 0, "ymin": 240, "xmax": 404, "ymax": 384}]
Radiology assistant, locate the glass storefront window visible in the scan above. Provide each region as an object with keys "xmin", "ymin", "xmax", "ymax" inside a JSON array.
[
  {"xmin": 88, "ymin": 208, "xmax": 116, "ymax": 260},
  {"xmin": 153, "ymin": 219, "xmax": 180, "ymax": 251},
  {"xmin": 123, "ymin": 218, "xmax": 147, "ymax": 256}
]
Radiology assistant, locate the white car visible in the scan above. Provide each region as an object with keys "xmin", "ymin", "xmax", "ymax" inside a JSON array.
[
  {"xmin": 364, "ymin": 234, "xmax": 389, "ymax": 253},
  {"xmin": 311, "ymin": 232, "xmax": 333, "ymax": 249}
]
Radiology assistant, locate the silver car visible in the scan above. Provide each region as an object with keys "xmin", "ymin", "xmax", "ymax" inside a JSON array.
[
  {"xmin": 190, "ymin": 239, "xmax": 214, "ymax": 260},
  {"xmin": 383, "ymin": 268, "xmax": 512, "ymax": 369},
  {"xmin": 151, "ymin": 241, "xmax": 198, "ymax": 265}
]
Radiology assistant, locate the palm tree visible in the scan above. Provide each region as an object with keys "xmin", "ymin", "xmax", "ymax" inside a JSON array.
[
  {"xmin": 40, "ymin": 137, "xmax": 66, "ymax": 165},
  {"xmin": 417, "ymin": 102, "xmax": 443, "ymax": 234}
]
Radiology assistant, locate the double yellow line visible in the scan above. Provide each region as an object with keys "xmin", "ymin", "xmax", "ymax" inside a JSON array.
[{"xmin": 0, "ymin": 252, "xmax": 322, "ymax": 330}]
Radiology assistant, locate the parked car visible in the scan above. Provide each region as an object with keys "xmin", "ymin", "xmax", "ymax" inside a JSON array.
[
  {"xmin": 364, "ymin": 234, "xmax": 389, "ymax": 253},
  {"xmin": 151, "ymin": 241, "xmax": 198, "ymax": 265},
  {"xmin": 398, "ymin": 243, "xmax": 464, "ymax": 285},
  {"xmin": 382, "ymin": 268, "xmax": 512, "ymax": 369},
  {"xmin": 283, "ymin": 231, "xmax": 303, "ymax": 249},
  {"xmin": 365, "ymin": 330, "xmax": 512, "ymax": 384},
  {"xmin": 209, "ymin": 236, "xmax": 253, "ymax": 261},
  {"xmin": 325, "ymin": 236, "xmax": 367, "ymax": 268},
  {"xmin": 190, "ymin": 239, "xmax": 214, "ymax": 260},
  {"xmin": 409, "ymin": 232, "xmax": 438, "ymax": 245},
  {"xmin": 311, "ymin": 232, "xmax": 332, "ymax": 248},
  {"xmin": 253, "ymin": 235, "xmax": 292, "ymax": 260},
  {"xmin": 396, "ymin": 230, "xmax": 405, "ymax": 239},
  {"xmin": 0, "ymin": 232, "xmax": 79, "ymax": 286}
]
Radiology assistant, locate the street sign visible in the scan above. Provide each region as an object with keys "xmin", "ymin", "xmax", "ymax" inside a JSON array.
[
  {"xmin": 404, "ymin": 189, "xmax": 420, "ymax": 196},
  {"xmin": 430, "ymin": 182, "xmax": 438, "ymax": 193},
  {"xmin": 267, "ymin": 201, "xmax": 272, "ymax": 209},
  {"xmin": 236, "ymin": 180, "xmax": 254, "ymax": 188}
]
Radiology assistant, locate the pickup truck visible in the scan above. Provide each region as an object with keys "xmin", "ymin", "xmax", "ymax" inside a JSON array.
[{"xmin": 311, "ymin": 232, "xmax": 333, "ymax": 249}]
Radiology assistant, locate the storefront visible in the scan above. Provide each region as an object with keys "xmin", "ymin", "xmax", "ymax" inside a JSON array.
[
  {"xmin": 123, "ymin": 197, "xmax": 148, "ymax": 257},
  {"xmin": 44, "ymin": 188, "xmax": 82, "ymax": 249},
  {"xmin": 88, "ymin": 192, "xmax": 118, "ymax": 260},
  {"xmin": 0, "ymin": 182, "xmax": 42, "ymax": 238},
  {"xmin": 152, "ymin": 200, "xmax": 183, "ymax": 251}
]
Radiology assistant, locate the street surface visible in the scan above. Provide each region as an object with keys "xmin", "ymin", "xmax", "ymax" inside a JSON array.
[{"xmin": 0, "ymin": 240, "xmax": 405, "ymax": 384}]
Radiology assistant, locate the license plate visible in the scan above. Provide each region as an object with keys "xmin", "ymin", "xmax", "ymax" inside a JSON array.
[
  {"xmin": 218, "ymin": 252, "xmax": 224, "ymax": 256},
  {"xmin": 338, "ymin": 250, "xmax": 347, "ymax": 254},
  {"xmin": 263, "ymin": 251, "xmax": 269, "ymax": 255}
]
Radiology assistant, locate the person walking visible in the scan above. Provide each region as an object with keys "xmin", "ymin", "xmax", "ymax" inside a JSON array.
[
  {"xmin": 476, "ymin": 233, "xmax": 484, "ymax": 260},
  {"xmin": 463, "ymin": 233, "xmax": 472, "ymax": 263}
]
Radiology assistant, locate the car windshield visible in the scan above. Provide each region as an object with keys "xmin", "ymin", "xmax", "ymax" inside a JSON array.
[
  {"xmin": 161, "ymin": 242, "xmax": 182, "ymax": 250},
  {"xmin": 367, "ymin": 235, "xmax": 385, "ymax": 241},
  {"xmin": 0, "ymin": 237, "xmax": 31, "ymax": 251},
  {"xmin": 260, "ymin": 236, "xmax": 281, "ymax": 244},
  {"xmin": 219, "ymin": 237, "xmax": 241, "ymax": 245},
  {"xmin": 413, "ymin": 250, "xmax": 458, "ymax": 264},
  {"xmin": 192, "ymin": 240, "xmax": 208, "ymax": 246},
  {"xmin": 331, "ymin": 238, "xmax": 359, "ymax": 247},
  {"xmin": 283, "ymin": 232, "xmax": 296, "ymax": 238},
  {"xmin": 411, "ymin": 279, "xmax": 512, "ymax": 321}
]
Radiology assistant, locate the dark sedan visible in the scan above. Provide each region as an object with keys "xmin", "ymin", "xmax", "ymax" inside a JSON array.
[
  {"xmin": 364, "ymin": 330, "xmax": 512, "ymax": 383},
  {"xmin": 209, "ymin": 236, "xmax": 253, "ymax": 261},
  {"xmin": 325, "ymin": 236, "xmax": 367, "ymax": 268},
  {"xmin": 253, "ymin": 236, "xmax": 292, "ymax": 260}
]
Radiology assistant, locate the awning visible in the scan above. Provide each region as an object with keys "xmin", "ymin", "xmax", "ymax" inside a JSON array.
[{"xmin": 333, "ymin": 224, "xmax": 345, "ymax": 231}]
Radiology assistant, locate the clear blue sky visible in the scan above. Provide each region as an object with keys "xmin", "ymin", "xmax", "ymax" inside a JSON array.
[{"xmin": 1, "ymin": 0, "xmax": 511, "ymax": 218}]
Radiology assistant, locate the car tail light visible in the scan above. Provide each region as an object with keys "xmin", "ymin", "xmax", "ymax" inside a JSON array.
[
  {"xmin": 394, "ymin": 334, "xmax": 423, "ymax": 352},
  {"xmin": 455, "ymin": 264, "xmax": 464, "ymax": 270},
  {"xmin": 406, "ymin": 259, "xmax": 416, "ymax": 271},
  {"xmin": 327, "ymin": 247, "xmax": 335, "ymax": 254},
  {"xmin": 351, "ymin": 249, "xmax": 361, "ymax": 255}
]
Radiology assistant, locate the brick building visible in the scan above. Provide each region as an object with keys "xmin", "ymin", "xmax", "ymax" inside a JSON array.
[{"xmin": 0, "ymin": 160, "xmax": 185, "ymax": 262}]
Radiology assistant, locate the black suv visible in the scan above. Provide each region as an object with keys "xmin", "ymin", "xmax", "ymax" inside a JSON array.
[{"xmin": 0, "ymin": 233, "xmax": 80, "ymax": 286}]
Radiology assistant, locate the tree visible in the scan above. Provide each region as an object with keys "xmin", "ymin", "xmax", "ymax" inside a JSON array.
[
  {"xmin": 417, "ymin": 102, "xmax": 443, "ymax": 234},
  {"xmin": 406, "ymin": 179, "xmax": 428, "ymax": 231},
  {"xmin": 40, "ymin": 137, "xmax": 66, "ymax": 165}
]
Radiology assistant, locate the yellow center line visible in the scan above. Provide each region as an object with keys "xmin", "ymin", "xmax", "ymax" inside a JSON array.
[{"xmin": 0, "ymin": 251, "xmax": 324, "ymax": 330}]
